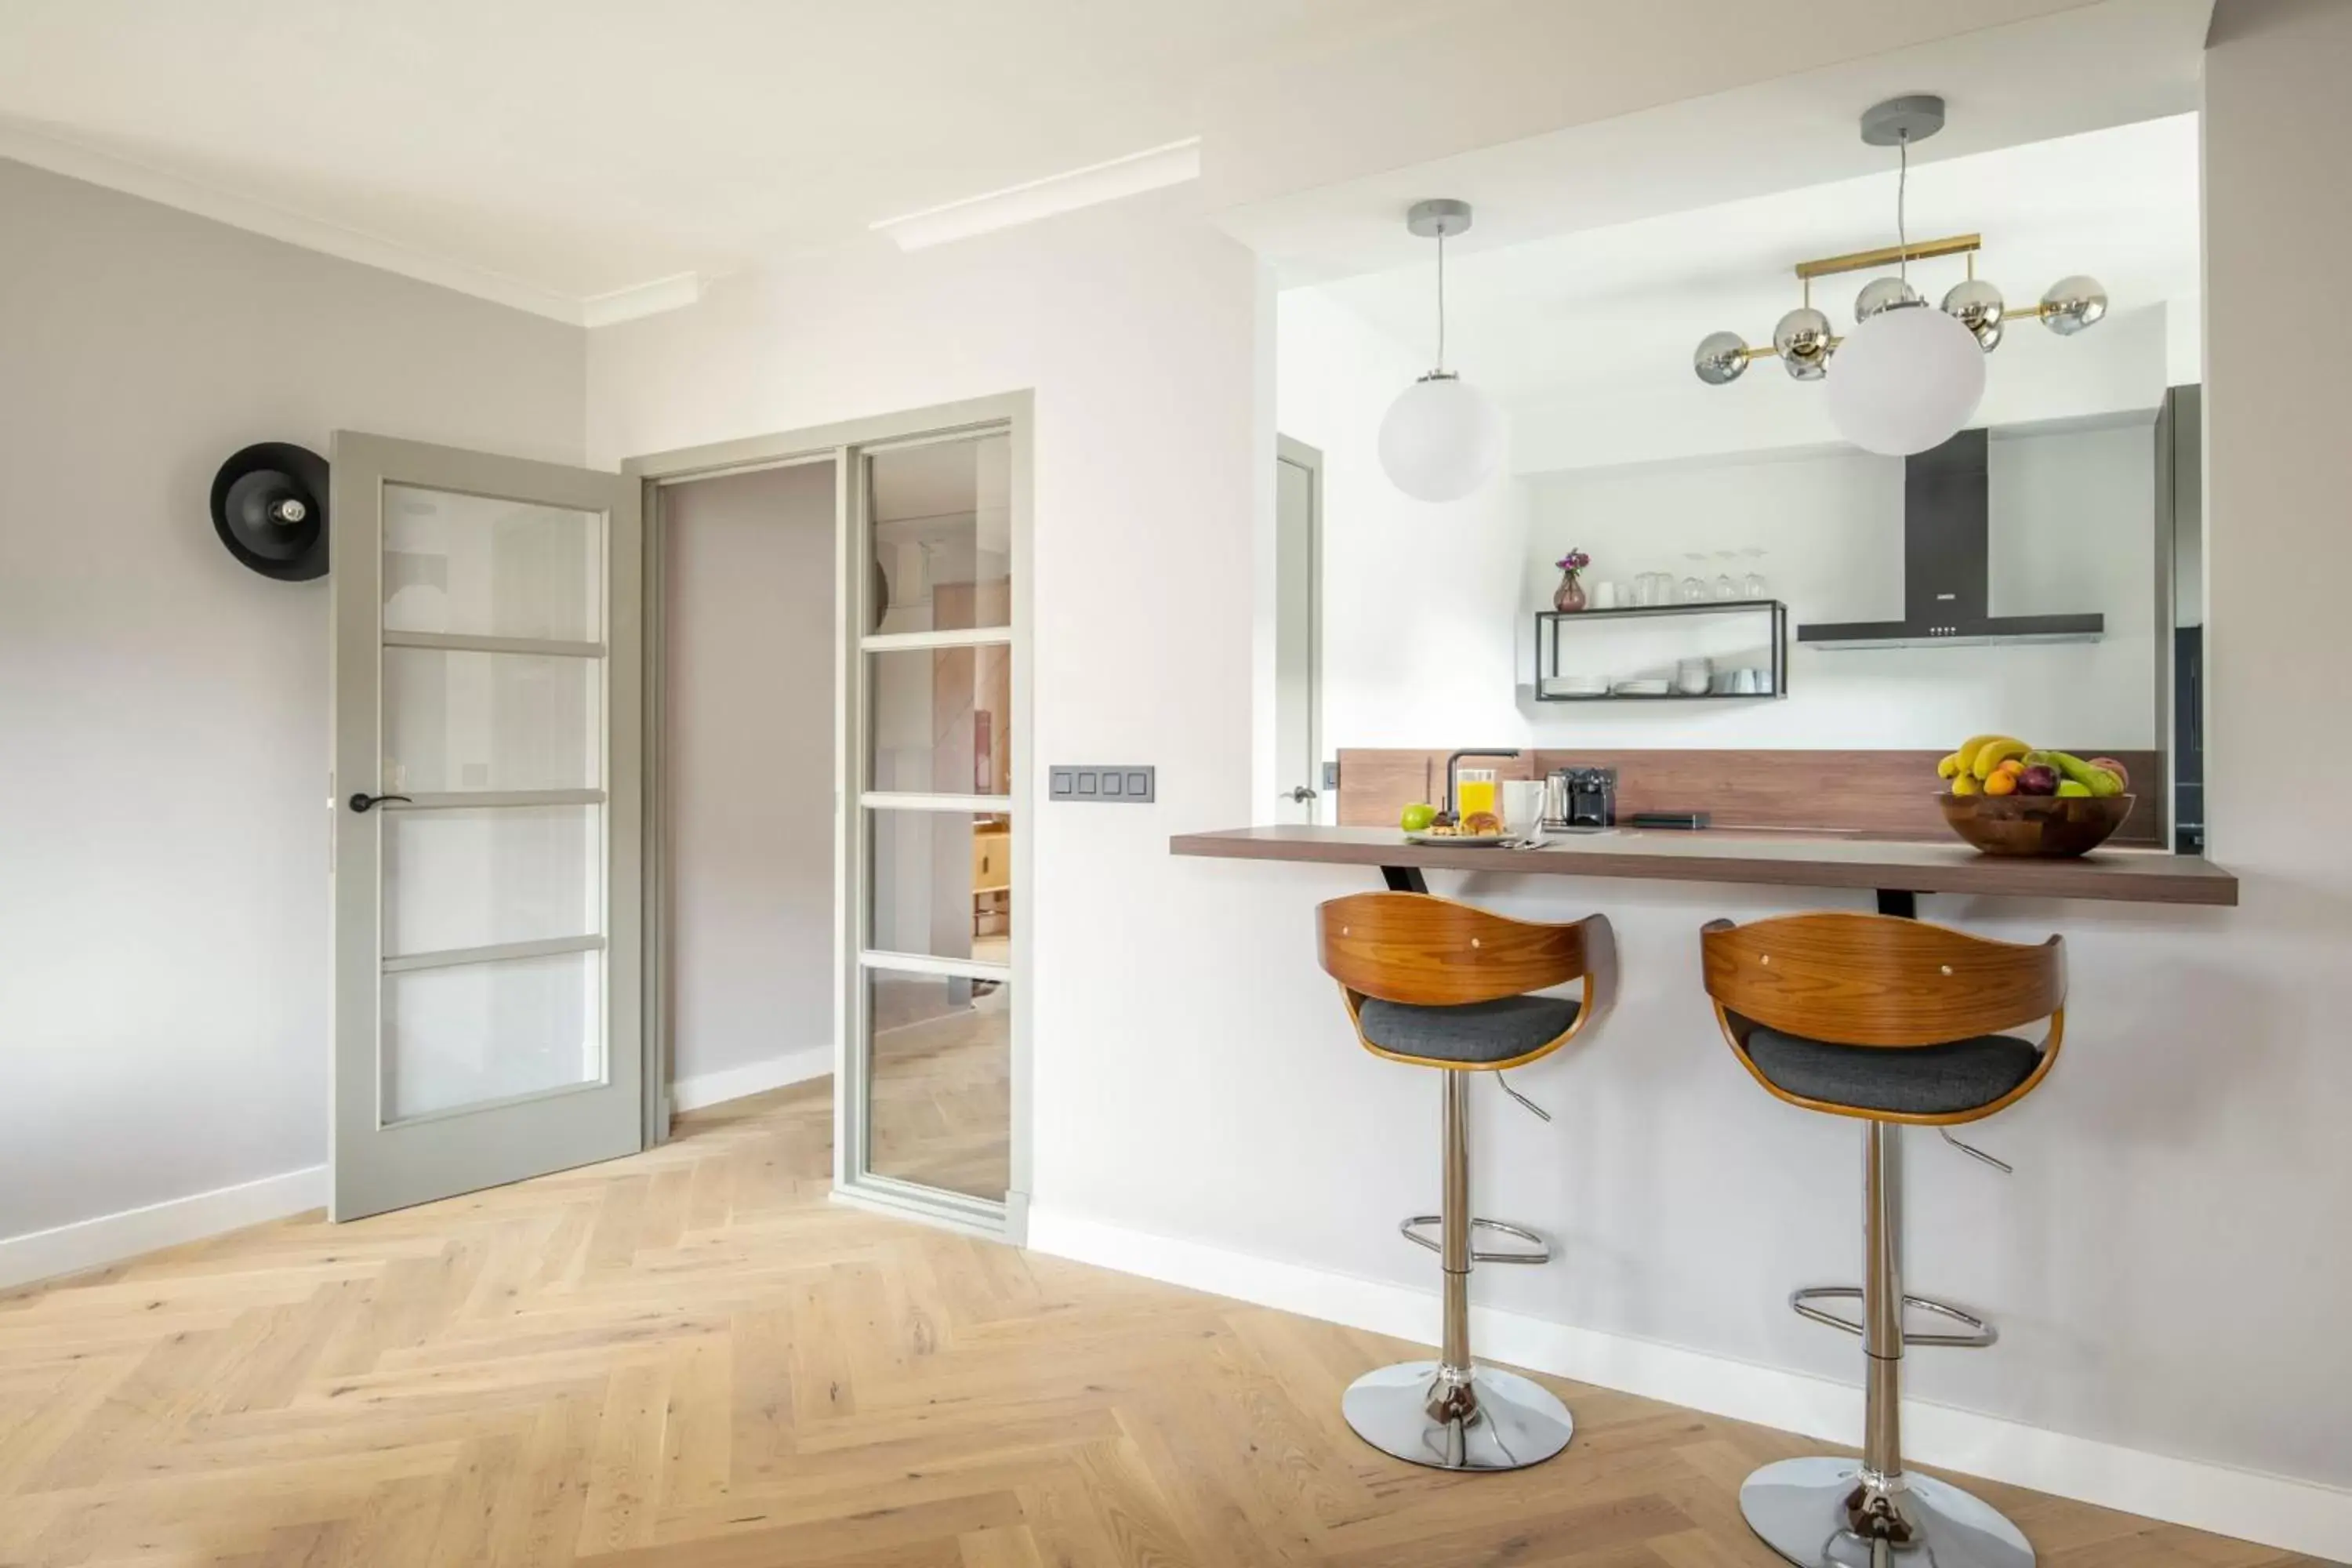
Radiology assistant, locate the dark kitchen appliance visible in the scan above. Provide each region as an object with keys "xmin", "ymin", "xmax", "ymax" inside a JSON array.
[
  {"xmin": 1797, "ymin": 428, "xmax": 2103, "ymax": 648},
  {"xmin": 1544, "ymin": 767, "xmax": 1616, "ymax": 830}
]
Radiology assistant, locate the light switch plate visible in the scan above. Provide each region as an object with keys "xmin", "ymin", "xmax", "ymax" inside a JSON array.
[{"xmin": 1051, "ymin": 764, "xmax": 1154, "ymax": 803}]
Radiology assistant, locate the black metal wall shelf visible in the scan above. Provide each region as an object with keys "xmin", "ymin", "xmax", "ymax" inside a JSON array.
[{"xmin": 1534, "ymin": 599, "xmax": 1788, "ymax": 702}]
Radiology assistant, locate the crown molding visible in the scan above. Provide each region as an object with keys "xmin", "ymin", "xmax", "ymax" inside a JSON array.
[
  {"xmin": 870, "ymin": 136, "xmax": 1200, "ymax": 251},
  {"xmin": 580, "ymin": 271, "xmax": 704, "ymax": 328}
]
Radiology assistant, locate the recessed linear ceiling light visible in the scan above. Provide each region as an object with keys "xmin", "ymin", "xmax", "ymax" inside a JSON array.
[{"xmin": 869, "ymin": 136, "xmax": 1203, "ymax": 252}]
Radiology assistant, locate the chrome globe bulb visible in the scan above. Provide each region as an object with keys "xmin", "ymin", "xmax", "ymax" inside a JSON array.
[
  {"xmin": 2039, "ymin": 274, "xmax": 2108, "ymax": 336},
  {"xmin": 1855, "ymin": 276, "xmax": 1922, "ymax": 321},
  {"xmin": 1693, "ymin": 331, "xmax": 1751, "ymax": 386},
  {"xmin": 1772, "ymin": 307, "xmax": 1836, "ymax": 382},
  {"xmin": 1941, "ymin": 278, "xmax": 2007, "ymax": 351}
]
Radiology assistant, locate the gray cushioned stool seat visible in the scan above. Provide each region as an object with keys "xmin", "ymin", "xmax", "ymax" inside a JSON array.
[
  {"xmin": 1743, "ymin": 1025, "xmax": 2042, "ymax": 1116},
  {"xmin": 1357, "ymin": 994, "xmax": 1581, "ymax": 1065}
]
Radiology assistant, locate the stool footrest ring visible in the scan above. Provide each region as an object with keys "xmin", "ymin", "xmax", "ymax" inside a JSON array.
[
  {"xmin": 1789, "ymin": 1285, "xmax": 1998, "ymax": 1348},
  {"xmin": 1400, "ymin": 1215, "xmax": 1552, "ymax": 1265}
]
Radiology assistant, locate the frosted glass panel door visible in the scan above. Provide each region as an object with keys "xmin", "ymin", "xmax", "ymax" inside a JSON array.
[{"xmin": 330, "ymin": 432, "xmax": 643, "ymax": 1222}]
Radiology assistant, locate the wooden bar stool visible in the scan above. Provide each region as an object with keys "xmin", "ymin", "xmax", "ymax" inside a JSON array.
[
  {"xmin": 1701, "ymin": 910, "xmax": 2065, "ymax": 1568},
  {"xmin": 1317, "ymin": 891, "xmax": 1614, "ymax": 1472}
]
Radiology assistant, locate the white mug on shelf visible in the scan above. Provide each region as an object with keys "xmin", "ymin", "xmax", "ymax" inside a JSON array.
[{"xmin": 1592, "ymin": 580, "xmax": 1619, "ymax": 609}]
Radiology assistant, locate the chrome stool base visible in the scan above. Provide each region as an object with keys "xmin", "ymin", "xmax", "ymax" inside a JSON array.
[
  {"xmin": 1740, "ymin": 1457, "xmax": 2034, "ymax": 1568},
  {"xmin": 1342, "ymin": 1359, "xmax": 1574, "ymax": 1472}
]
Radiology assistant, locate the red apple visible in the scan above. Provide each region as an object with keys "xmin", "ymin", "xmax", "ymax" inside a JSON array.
[{"xmin": 2018, "ymin": 764, "xmax": 2060, "ymax": 797}]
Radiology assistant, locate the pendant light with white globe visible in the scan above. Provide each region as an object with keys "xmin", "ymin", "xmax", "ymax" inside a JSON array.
[
  {"xmin": 1824, "ymin": 99, "xmax": 1984, "ymax": 456},
  {"xmin": 1690, "ymin": 96, "xmax": 2107, "ymax": 458},
  {"xmin": 1378, "ymin": 199, "xmax": 1504, "ymax": 502}
]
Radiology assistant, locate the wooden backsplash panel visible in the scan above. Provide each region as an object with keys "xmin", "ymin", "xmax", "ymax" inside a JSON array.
[{"xmin": 1336, "ymin": 747, "xmax": 2162, "ymax": 845}]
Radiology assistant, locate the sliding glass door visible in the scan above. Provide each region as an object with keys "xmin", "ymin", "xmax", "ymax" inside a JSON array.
[{"xmin": 844, "ymin": 428, "xmax": 1020, "ymax": 1224}]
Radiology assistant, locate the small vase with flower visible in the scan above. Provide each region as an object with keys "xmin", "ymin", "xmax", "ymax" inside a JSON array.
[{"xmin": 1553, "ymin": 550, "xmax": 1592, "ymax": 612}]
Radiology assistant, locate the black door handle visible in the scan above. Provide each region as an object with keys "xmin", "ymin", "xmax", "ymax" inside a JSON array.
[{"xmin": 349, "ymin": 793, "xmax": 412, "ymax": 812}]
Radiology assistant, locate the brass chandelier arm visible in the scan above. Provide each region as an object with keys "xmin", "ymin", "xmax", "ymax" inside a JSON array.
[
  {"xmin": 1795, "ymin": 231, "xmax": 1982, "ymax": 281},
  {"xmin": 1728, "ymin": 295, "xmax": 2077, "ymax": 360}
]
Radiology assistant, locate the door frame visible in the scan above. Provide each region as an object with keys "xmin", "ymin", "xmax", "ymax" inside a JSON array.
[
  {"xmin": 1274, "ymin": 434, "xmax": 1325, "ymax": 823},
  {"xmin": 626, "ymin": 391, "xmax": 1034, "ymax": 1244}
]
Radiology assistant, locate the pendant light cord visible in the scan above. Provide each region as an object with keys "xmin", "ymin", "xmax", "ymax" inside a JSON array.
[
  {"xmin": 1897, "ymin": 130, "xmax": 1910, "ymax": 283},
  {"xmin": 1436, "ymin": 229, "xmax": 1448, "ymax": 372}
]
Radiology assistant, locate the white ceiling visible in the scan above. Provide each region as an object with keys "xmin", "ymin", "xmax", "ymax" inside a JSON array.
[
  {"xmin": 1309, "ymin": 112, "xmax": 2201, "ymax": 407},
  {"xmin": 1220, "ymin": 0, "xmax": 2210, "ymax": 287},
  {"xmin": 0, "ymin": 0, "xmax": 1434, "ymax": 320},
  {"xmin": 0, "ymin": 0, "xmax": 2205, "ymax": 328}
]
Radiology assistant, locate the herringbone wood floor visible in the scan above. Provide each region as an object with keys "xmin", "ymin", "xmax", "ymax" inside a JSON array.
[{"xmin": 0, "ymin": 1080, "xmax": 2322, "ymax": 1567}]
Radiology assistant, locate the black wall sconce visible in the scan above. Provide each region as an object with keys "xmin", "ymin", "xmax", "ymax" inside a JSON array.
[{"xmin": 210, "ymin": 442, "xmax": 328, "ymax": 580}]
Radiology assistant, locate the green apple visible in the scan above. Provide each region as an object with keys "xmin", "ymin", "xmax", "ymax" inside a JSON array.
[{"xmin": 1399, "ymin": 801, "xmax": 1437, "ymax": 833}]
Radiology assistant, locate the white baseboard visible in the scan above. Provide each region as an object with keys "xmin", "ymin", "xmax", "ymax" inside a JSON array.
[
  {"xmin": 671, "ymin": 1046, "xmax": 833, "ymax": 1112},
  {"xmin": 0, "ymin": 1165, "xmax": 326, "ymax": 1292},
  {"xmin": 1025, "ymin": 1209, "xmax": 2352, "ymax": 1563}
]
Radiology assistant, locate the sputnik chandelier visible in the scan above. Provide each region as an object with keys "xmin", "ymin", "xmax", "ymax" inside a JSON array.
[{"xmin": 1691, "ymin": 95, "xmax": 2108, "ymax": 456}]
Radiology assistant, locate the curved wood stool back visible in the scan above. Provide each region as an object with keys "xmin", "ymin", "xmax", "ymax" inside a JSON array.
[
  {"xmin": 1318, "ymin": 891, "xmax": 1615, "ymax": 1072},
  {"xmin": 1700, "ymin": 909, "xmax": 2065, "ymax": 1125}
]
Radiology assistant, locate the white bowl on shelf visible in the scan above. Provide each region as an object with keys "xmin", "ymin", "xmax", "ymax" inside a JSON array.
[
  {"xmin": 1542, "ymin": 674, "xmax": 1610, "ymax": 697},
  {"xmin": 1613, "ymin": 678, "xmax": 1671, "ymax": 695}
]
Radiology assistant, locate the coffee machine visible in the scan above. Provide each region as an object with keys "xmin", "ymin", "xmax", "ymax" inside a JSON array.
[{"xmin": 1542, "ymin": 766, "xmax": 1617, "ymax": 831}]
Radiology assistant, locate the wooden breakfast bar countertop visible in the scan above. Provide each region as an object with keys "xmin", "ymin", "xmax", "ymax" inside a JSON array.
[{"xmin": 1170, "ymin": 825, "xmax": 2239, "ymax": 907}]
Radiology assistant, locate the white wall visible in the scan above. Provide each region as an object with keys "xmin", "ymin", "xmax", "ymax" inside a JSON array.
[
  {"xmin": 1275, "ymin": 290, "xmax": 1526, "ymax": 752},
  {"xmin": 0, "ymin": 158, "xmax": 584, "ymax": 1257},
  {"xmin": 662, "ymin": 463, "xmax": 837, "ymax": 1101},
  {"xmin": 586, "ymin": 186, "xmax": 1271, "ymax": 1224},
  {"xmin": 1519, "ymin": 422, "xmax": 2158, "ymax": 750},
  {"xmin": 2195, "ymin": 0, "xmax": 2352, "ymax": 1490}
]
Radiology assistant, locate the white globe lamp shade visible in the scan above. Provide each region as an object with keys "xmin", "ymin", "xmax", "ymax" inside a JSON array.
[
  {"xmin": 1378, "ymin": 375, "xmax": 1503, "ymax": 502},
  {"xmin": 1825, "ymin": 303, "xmax": 1986, "ymax": 457}
]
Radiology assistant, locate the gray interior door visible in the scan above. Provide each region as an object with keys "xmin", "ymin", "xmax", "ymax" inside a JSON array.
[{"xmin": 329, "ymin": 431, "xmax": 644, "ymax": 1221}]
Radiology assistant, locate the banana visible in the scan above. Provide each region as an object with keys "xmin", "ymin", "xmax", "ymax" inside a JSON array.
[
  {"xmin": 1936, "ymin": 750, "xmax": 1968, "ymax": 780},
  {"xmin": 1971, "ymin": 738, "xmax": 2031, "ymax": 780},
  {"xmin": 1952, "ymin": 735, "xmax": 2005, "ymax": 771}
]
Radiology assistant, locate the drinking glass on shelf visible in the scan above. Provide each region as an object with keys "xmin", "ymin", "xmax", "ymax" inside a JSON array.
[
  {"xmin": 1681, "ymin": 554, "xmax": 1711, "ymax": 603},
  {"xmin": 1713, "ymin": 572, "xmax": 1738, "ymax": 601},
  {"xmin": 1741, "ymin": 547, "xmax": 1769, "ymax": 600}
]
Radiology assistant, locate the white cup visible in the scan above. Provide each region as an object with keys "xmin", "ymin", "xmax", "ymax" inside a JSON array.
[
  {"xmin": 1592, "ymin": 580, "xmax": 1619, "ymax": 609},
  {"xmin": 1502, "ymin": 779, "xmax": 1544, "ymax": 832}
]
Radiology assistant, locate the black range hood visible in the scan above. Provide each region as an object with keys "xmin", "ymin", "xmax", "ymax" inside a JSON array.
[{"xmin": 1797, "ymin": 429, "xmax": 2104, "ymax": 650}]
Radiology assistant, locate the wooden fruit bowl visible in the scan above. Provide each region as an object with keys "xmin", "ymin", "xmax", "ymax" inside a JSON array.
[{"xmin": 1937, "ymin": 792, "xmax": 2135, "ymax": 857}]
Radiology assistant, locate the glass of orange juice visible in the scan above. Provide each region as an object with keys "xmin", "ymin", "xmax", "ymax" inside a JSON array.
[{"xmin": 1456, "ymin": 768, "xmax": 1497, "ymax": 826}]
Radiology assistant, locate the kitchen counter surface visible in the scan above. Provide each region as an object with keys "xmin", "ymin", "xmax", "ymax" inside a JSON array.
[{"xmin": 1169, "ymin": 824, "xmax": 2238, "ymax": 906}]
